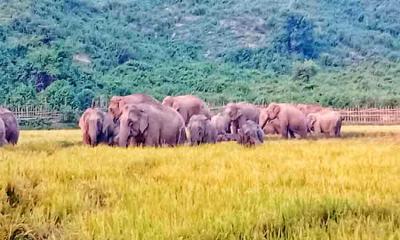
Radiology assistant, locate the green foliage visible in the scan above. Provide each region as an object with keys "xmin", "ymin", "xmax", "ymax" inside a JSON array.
[
  {"xmin": 0, "ymin": 0, "xmax": 400, "ymax": 111},
  {"xmin": 41, "ymin": 80, "xmax": 76, "ymax": 110},
  {"xmin": 293, "ymin": 60, "xmax": 319, "ymax": 83}
]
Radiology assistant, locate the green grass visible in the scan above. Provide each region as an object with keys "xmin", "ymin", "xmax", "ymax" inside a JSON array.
[{"xmin": 0, "ymin": 126, "xmax": 400, "ymax": 239}]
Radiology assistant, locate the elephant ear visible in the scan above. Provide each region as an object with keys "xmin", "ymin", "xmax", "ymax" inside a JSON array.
[
  {"xmin": 79, "ymin": 110, "xmax": 91, "ymax": 144},
  {"xmin": 139, "ymin": 110, "xmax": 149, "ymax": 133},
  {"xmin": 271, "ymin": 104, "xmax": 281, "ymax": 119},
  {"xmin": 109, "ymin": 96, "xmax": 122, "ymax": 108},
  {"xmin": 79, "ymin": 110, "xmax": 90, "ymax": 130},
  {"xmin": 230, "ymin": 106, "xmax": 242, "ymax": 121},
  {"xmin": 172, "ymin": 102, "xmax": 180, "ymax": 112}
]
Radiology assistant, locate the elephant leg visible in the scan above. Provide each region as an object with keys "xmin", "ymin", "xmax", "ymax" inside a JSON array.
[
  {"xmin": 144, "ymin": 137, "xmax": 157, "ymax": 147},
  {"xmin": 144, "ymin": 130, "xmax": 161, "ymax": 147},
  {"xmin": 323, "ymin": 130, "xmax": 330, "ymax": 138},
  {"xmin": 298, "ymin": 128, "xmax": 308, "ymax": 139},
  {"xmin": 288, "ymin": 129, "xmax": 296, "ymax": 139},
  {"xmin": 231, "ymin": 122, "xmax": 238, "ymax": 134},
  {"xmin": 281, "ymin": 126, "xmax": 289, "ymax": 139},
  {"xmin": 335, "ymin": 122, "xmax": 342, "ymax": 137},
  {"xmin": 329, "ymin": 129, "xmax": 336, "ymax": 138}
]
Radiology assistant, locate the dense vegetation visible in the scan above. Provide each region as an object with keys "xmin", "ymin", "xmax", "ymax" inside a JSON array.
[
  {"xmin": 1, "ymin": 126, "xmax": 400, "ymax": 239},
  {"xmin": 1, "ymin": 0, "xmax": 400, "ymax": 110}
]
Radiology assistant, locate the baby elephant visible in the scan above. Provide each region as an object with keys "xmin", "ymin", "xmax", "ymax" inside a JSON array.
[
  {"xmin": 187, "ymin": 114, "xmax": 217, "ymax": 145},
  {"xmin": 79, "ymin": 108, "xmax": 119, "ymax": 146},
  {"xmin": 307, "ymin": 110, "xmax": 343, "ymax": 137},
  {"xmin": 237, "ymin": 120, "xmax": 265, "ymax": 147}
]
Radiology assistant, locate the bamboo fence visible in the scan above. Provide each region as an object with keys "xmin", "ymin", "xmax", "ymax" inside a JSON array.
[{"xmin": 2, "ymin": 105, "xmax": 400, "ymax": 125}]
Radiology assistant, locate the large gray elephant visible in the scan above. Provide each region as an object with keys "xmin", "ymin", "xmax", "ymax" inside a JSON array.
[
  {"xmin": 118, "ymin": 103, "xmax": 186, "ymax": 147},
  {"xmin": 108, "ymin": 94, "xmax": 160, "ymax": 120},
  {"xmin": 260, "ymin": 103, "xmax": 307, "ymax": 139},
  {"xmin": 210, "ymin": 113, "xmax": 231, "ymax": 135},
  {"xmin": 307, "ymin": 110, "xmax": 343, "ymax": 137},
  {"xmin": 187, "ymin": 114, "xmax": 217, "ymax": 145},
  {"xmin": 79, "ymin": 108, "xmax": 107, "ymax": 146},
  {"xmin": 224, "ymin": 102, "xmax": 260, "ymax": 134},
  {"xmin": 0, "ymin": 108, "xmax": 19, "ymax": 145},
  {"xmin": 0, "ymin": 118, "xmax": 7, "ymax": 146},
  {"xmin": 162, "ymin": 95, "xmax": 211, "ymax": 125},
  {"xmin": 237, "ymin": 120, "xmax": 265, "ymax": 146}
]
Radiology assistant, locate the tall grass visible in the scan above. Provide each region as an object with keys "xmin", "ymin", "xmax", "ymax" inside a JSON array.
[{"xmin": 0, "ymin": 126, "xmax": 399, "ymax": 239}]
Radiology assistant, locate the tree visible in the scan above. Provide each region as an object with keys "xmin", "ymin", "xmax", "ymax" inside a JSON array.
[
  {"xmin": 278, "ymin": 11, "xmax": 317, "ymax": 58},
  {"xmin": 41, "ymin": 80, "xmax": 76, "ymax": 110},
  {"xmin": 292, "ymin": 60, "xmax": 319, "ymax": 83}
]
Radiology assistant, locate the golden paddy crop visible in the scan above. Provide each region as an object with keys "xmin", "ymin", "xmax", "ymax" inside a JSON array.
[{"xmin": 0, "ymin": 126, "xmax": 399, "ymax": 239}]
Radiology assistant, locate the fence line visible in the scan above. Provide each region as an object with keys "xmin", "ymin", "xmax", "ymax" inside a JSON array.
[
  {"xmin": 1, "ymin": 105, "xmax": 63, "ymax": 122},
  {"xmin": 338, "ymin": 107, "xmax": 400, "ymax": 125},
  {"xmin": 2, "ymin": 104, "xmax": 400, "ymax": 125}
]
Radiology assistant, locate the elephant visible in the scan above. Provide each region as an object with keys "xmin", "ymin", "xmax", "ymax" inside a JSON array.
[
  {"xmin": 237, "ymin": 120, "xmax": 265, "ymax": 146},
  {"xmin": 259, "ymin": 108, "xmax": 296, "ymax": 137},
  {"xmin": 262, "ymin": 118, "xmax": 281, "ymax": 135},
  {"xmin": 260, "ymin": 103, "xmax": 307, "ymax": 139},
  {"xmin": 108, "ymin": 94, "xmax": 160, "ymax": 120},
  {"xmin": 0, "ymin": 118, "xmax": 7, "ymax": 146},
  {"xmin": 210, "ymin": 113, "xmax": 231, "ymax": 135},
  {"xmin": 79, "ymin": 108, "xmax": 107, "ymax": 146},
  {"xmin": 102, "ymin": 112, "xmax": 120, "ymax": 146},
  {"xmin": 307, "ymin": 110, "xmax": 343, "ymax": 137},
  {"xmin": 162, "ymin": 95, "xmax": 211, "ymax": 125},
  {"xmin": 0, "ymin": 108, "xmax": 19, "ymax": 145},
  {"xmin": 187, "ymin": 114, "xmax": 217, "ymax": 145},
  {"xmin": 118, "ymin": 103, "xmax": 186, "ymax": 147},
  {"xmin": 224, "ymin": 102, "xmax": 260, "ymax": 134},
  {"xmin": 296, "ymin": 103, "xmax": 327, "ymax": 115}
]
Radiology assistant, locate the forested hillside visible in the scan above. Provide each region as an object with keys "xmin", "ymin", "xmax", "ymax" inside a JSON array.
[{"xmin": 1, "ymin": 0, "xmax": 400, "ymax": 110}]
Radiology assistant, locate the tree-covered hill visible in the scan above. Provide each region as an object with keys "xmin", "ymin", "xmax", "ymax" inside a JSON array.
[{"xmin": 1, "ymin": 0, "xmax": 400, "ymax": 110}]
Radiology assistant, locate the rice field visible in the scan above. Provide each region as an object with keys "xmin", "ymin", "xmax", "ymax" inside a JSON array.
[{"xmin": 0, "ymin": 126, "xmax": 399, "ymax": 239}]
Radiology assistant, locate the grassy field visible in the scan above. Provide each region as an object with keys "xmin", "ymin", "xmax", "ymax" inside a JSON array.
[{"xmin": 0, "ymin": 126, "xmax": 400, "ymax": 239}]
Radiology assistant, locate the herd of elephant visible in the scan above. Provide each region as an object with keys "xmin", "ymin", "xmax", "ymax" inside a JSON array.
[
  {"xmin": 0, "ymin": 94, "xmax": 342, "ymax": 148},
  {"xmin": 79, "ymin": 94, "xmax": 343, "ymax": 148}
]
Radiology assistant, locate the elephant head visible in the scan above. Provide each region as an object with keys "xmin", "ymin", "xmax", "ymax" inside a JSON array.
[
  {"xmin": 108, "ymin": 96, "xmax": 123, "ymax": 120},
  {"xmin": 261, "ymin": 103, "xmax": 281, "ymax": 129},
  {"xmin": 79, "ymin": 108, "xmax": 105, "ymax": 146},
  {"xmin": 224, "ymin": 103, "xmax": 243, "ymax": 122},
  {"xmin": 118, "ymin": 105, "xmax": 149, "ymax": 147},
  {"xmin": 188, "ymin": 115, "xmax": 208, "ymax": 145}
]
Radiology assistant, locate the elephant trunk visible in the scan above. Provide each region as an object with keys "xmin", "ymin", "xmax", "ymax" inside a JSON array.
[
  {"xmin": 88, "ymin": 120, "xmax": 98, "ymax": 146},
  {"xmin": 261, "ymin": 118, "xmax": 269, "ymax": 130},
  {"xmin": 118, "ymin": 119, "xmax": 130, "ymax": 147},
  {"xmin": 190, "ymin": 126, "xmax": 203, "ymax": 145}
]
